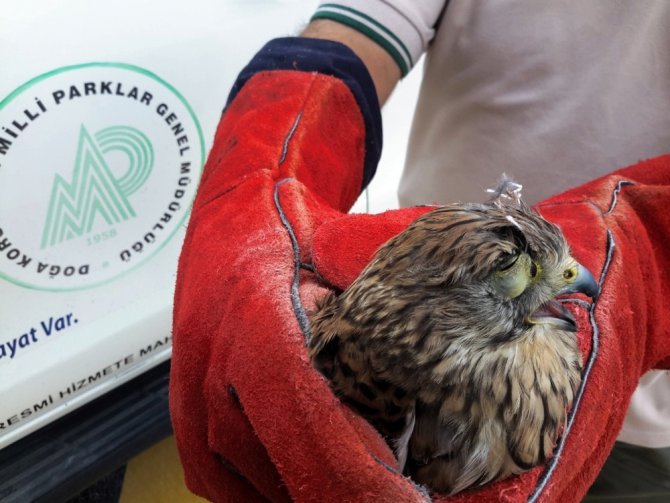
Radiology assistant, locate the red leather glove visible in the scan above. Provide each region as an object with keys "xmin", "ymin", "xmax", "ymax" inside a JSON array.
[
  {"xmin": 170, "ymin": 38, "xmax": 429, "ymax": 502},
  {"xmin": 312, "ymin": 157, "xmax": 670, "ymax": 502},
  {"xmin": 170, "ymin": 37, "xmax": 670, "ymax": 502}
]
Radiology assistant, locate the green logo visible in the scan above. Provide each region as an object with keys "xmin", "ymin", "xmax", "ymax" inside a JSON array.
[
  {"xmin": 41, "ymin": 125, "xmax": 153, "ymax": 249},
  {"xmin": 0, "ymin": 62, "xmax": 205, "ymax": 291}
]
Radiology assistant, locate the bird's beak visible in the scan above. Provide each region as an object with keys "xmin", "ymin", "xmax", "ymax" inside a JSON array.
[
  {"xmin": 558, "ymin": 262, "xmax": 600, "ymax": 301},
  {"xmin": 528, "ymin": 263, "xmax": 599, "ymax": 331}
]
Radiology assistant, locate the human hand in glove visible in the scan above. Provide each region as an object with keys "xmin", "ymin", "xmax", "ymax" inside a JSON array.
[{"xmin": 169, "ymin": 36, "xmax": 670, "ymax": 503}]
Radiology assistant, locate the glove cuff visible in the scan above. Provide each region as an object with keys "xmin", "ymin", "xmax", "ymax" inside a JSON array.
[{"xmin": 228, "ymin": 37, "xmax": 382, "ymax": 190}]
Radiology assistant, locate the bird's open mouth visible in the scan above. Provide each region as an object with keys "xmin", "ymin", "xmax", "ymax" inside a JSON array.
[{"xmin": 528, "ymin": 300, "xmax": 577, "ymax": 332}]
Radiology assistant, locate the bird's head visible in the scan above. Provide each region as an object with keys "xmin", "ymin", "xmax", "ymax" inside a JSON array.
[
  {"xmin": 366, "ymin": 196, "xmax": 599, "ymax": 345},
  {"xmin": 484, "ymin": 205, "xmax": 599, "ymax": 334}
]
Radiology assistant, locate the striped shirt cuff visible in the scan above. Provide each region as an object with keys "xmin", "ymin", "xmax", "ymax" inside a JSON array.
[{"xmin": 312, "ymin": 1, "xmax": 440, "ymax": 76}]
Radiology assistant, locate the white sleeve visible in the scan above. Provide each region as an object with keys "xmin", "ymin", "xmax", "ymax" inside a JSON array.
[
  {"xmin": 618, "ymin": 370, "xmax": 670, "ymax": 448},
  {"xmin": 312, "ymin": 1, "xmax": 447, "ymax": 76}
]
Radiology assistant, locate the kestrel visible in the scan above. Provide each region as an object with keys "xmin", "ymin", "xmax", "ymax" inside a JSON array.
[{"xmin": 309, "ymin": 181, "xmax": 598, "ymax": 494}]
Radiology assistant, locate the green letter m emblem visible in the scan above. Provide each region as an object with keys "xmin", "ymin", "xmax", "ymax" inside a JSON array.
[{"xmin": 41, "ymin": 125, "xmax": 153, "ymax": 249}]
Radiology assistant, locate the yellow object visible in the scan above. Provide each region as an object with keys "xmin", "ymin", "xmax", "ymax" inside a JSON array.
[{"xmin": 120, "ymin": 435, "xmax": 206, "ymax": 503}]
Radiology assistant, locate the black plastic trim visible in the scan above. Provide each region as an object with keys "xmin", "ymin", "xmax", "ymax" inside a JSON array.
[{"xmin": 0, "ymin": 361, "xmax": 172, "ymax": 503}]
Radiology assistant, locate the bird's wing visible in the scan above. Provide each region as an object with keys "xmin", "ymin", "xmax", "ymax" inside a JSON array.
[
  {"xmin": 394, "ymin": 407, "xmax": 416, "ymax": 472},
  {"xmin": 407, "ymin": 400, "xmax": 499, "ymax": 494},
  {"xmin": 408, "ymin": 396, "xmax": 522, "ymax": 494}
]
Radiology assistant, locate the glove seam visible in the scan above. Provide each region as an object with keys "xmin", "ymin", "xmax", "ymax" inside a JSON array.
[
  {"xmin": 194, "ymin": 170, "xmax": 275, "ymax": 214},
  {"xmin": 273, "ymin": 176, "xmax": 431, "ymax": 502},
  {"xmin": 529, "ymin": 181, "xmax": 634, "ymax": 502},
  {"xmin": 273, "ymin": 178, "xmax": 313, "ymax": 346}
]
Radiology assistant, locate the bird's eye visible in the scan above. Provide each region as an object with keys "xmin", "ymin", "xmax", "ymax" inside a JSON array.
[
  {"xmin": 492, "ymin": 252, "xmax": 533, "ymax": 299},
  {"xmin": 498, "ymin": 253, "xmax": 519, "ymax": 272}
]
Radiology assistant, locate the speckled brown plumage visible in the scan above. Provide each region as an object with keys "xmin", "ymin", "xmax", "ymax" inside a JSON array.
[{"xmin": 309, "ymin": 186, "xmax": 598, "ymax": 495}]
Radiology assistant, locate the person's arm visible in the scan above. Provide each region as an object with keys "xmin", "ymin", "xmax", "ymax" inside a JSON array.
[{"xmin": 302, "ymin": 19, "xmax": 401, "ymax": 105}]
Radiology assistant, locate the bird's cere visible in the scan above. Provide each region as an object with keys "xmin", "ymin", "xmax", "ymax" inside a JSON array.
[{"xmin": 558, "ymin": 263, "xmax": 600, "ymax": 300}]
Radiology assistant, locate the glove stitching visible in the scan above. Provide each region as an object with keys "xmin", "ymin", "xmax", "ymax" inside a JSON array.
[
  {"xmin": 279, "ymin": 111, "xmax": 302, "ymax": 165},
  {"xmin": 217, "ymin": 385, "xmax": 286, "ymax": 499},
  {"xmin": 273, "ymin": 178, "xmax": 313, "ymax": 346},
  {"xmin": 194, "ymin": 170, "xmax": 274, "ymax": 212},
  {"xmin": 300, "ymin": 262, "xmax": 315, "ymax": 272},
  {"xmin": 528, "ymin": 181, "xmax": 633, "ymax": 502},
  {"xmin": 216, "ymin": 453, "xmax": 247, "ymax": 482},
  {"xmin": 371, "ymin": 453, "xmax": 433, "ymax": 502},
  {"xmin": 274, "ymin": 177, "xmax": 433, "ymax": 501},
  {"xmin": 275, "ymin": 174, "xmax": 634, "ymax": 499},
  {"xmin": 606, "ymin": 180, "xmax": 636, "ymax": 215}
]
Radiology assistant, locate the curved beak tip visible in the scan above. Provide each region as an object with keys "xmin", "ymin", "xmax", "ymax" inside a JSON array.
[
  {"xmin": 579, "ymin": 264, "xmax": 600, "ymax": 300},
  {"xmin": 592, "ymin": 284, "xmax": 601, "ymax": 302}
]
